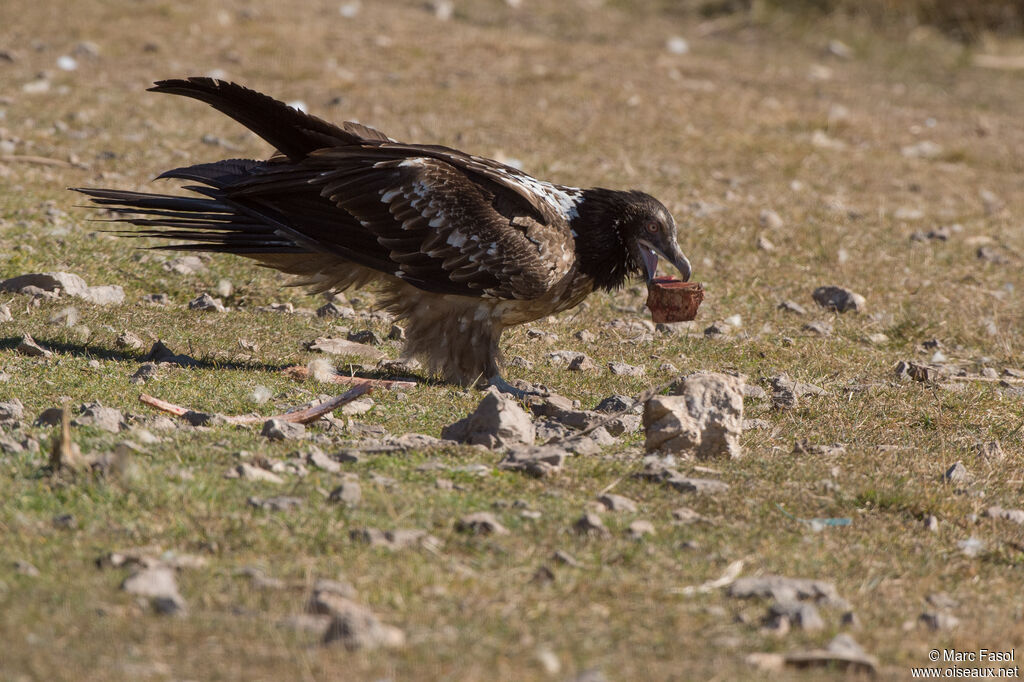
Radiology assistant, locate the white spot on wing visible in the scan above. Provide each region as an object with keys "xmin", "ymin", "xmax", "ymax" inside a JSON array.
[{"xmin": 447, "ymin": 231, "xmax": 467, "ymax": 248}]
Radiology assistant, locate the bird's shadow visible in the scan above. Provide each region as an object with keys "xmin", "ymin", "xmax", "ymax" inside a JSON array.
[{"xmin": 0, "ymin": 336, "xmax": 439, "ymax": 385}]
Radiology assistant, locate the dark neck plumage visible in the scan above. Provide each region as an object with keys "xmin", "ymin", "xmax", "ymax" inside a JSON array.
[{"xmin": 571, "ymin": 189, "xmax": 641, "ymax": 291}]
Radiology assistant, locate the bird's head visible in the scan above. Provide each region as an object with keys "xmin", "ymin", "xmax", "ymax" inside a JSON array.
[{"xmin": 621, "ymin": 192, "xmax": 692, "ymax": 284}]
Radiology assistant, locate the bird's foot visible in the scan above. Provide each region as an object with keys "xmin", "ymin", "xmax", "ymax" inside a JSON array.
[{"xmin": 484, "ymin": 374, "xmax": 550, "ymax": 399}]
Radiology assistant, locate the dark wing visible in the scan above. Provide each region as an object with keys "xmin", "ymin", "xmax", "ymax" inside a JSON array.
[
  {"xmin": 148, "ymin": 77, "xmax": 394, "ymax": 160},
  {"xmin": 306, "ymin": 151, "xmax": 574, "ymax": 299}
]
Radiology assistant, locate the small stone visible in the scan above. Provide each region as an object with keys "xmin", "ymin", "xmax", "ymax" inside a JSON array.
[
  {"xmin": 977, "ymin": 245, "xmax": 1009, "ymax": 264},
  {"xmin": 456, "ymin": 512, "xmax": 509, "ymax": 536},
  {"xmin": 248, "ymin": 496, "xmax": 304, "ymax": 511},
  {"xmin": 901, "ymin": 140, "xmax": 943, "ymax": 159},
  {"xmin": 116, "ymin": 331, "xmax": 144, "ymax": 351},
  {"xmin": 328, "ymin": 481, "xmax": 362, "ymax": 505},
  {"xmin": 608, "ymin": 361, "xmax": 644, "ymax": 377},
  {"xmin": 498, "ymin": 444, "xmax": 566, "ymax": 477},
  {"xmin": 307, "ymin": 448, "xmax": 342, "ymax": 472},
  {"xmin": 261, "ymin": 419, "xmax": 306, "ymax": 441},
  {"xmin": 665, "ymin": 36, "xmax": 689, "ymax": 54},
  {"xmin": 827, "ymin": 39, "xmax": 853, "ymax": 59},
  {"xmin": 777, "ymin": 300, "xmax": 806, "ymax": 315},
  {"xmin": 552, "ymin": 550, "xmax": 580, "ymax": 566},
  {"xmin": 347, "ymin": 329, "xmax": 382, "ymax": 345},
  {"xmin": 121, "ymin": 566, "xmax": 186, "ymax": 616},
  {"xmin": 17, "ymin": 334, "xmax": 52, "ymax": 358},
  {"xmin": 13, "ymin": 560, "xmax": 39, "ymax": 576},
  {"xmin": 957, "ymin": 537, "xmax": 985, "ymax": 558},
  {"xmin": 703, "ymin": 321, "xmax": 731, "ymax": 338},
  {"xmin": 943, "ymin": 461, "xmax": 968, "ymax": 484},
  {"xmin": 757, "ymin": 235, "xmax": 775, "ymax": 251},
  {"xmin": 759, "ymin": 209, "xmax": 784, "ymax": 229},
  {"xmin": 627, "ymin": 519, "xmax": 655, "ymax": 539},
  {"xmin": 766, "ymin": 600, "xmax": 825, "ymax": 632},
  {"xmin": 984, "ymin": 506, "xmax": 1024, "ymax": 525},
  {"xmin": 812, "ymin": 286, "xmax": 866, "ymax": 313},
  {"xmin": 227, "ymin": 463, "xmax": 284, "ymax": 484},
  {"xmin": 604, "ymin": 413, "xmax": 642, "ymax": 436},
  {"xmin": 573, "ymin": 329, "xmax": 596, "ymax": 343},
  {"xmin": 188, "ymin": 293, "xmax": 226, "ymax": 312},
  {"xmin": 666, "ymin": 477, "xmax": 730, "ymax": 495},
  {"xmin": 594, "ymin": 395, "xmax": 639, "ymax": 414},
  {"xmin": 0, "ymin": 399, "xmax": 24, "ymax": 425},
  {"xmin": 924, "ymin": 515, "xmax": 939, "ymax": 531},
  {"xmin": 73, "ymin": 403, "xmax": 124, "ymax": 432},
  {"xmin": 729, "ymin": 575, "xmax": 846, "ymax": 607},
  {"xmin": 672, "ymin": 507, "xmax": 710, "ymax": 524},
  {"xmin": 597, "ymin": 493, "xmax": 637, "ymax": 512},
  {"xmin": 919, "ymin": 611, "xmax": 959, "ymax": 631},
  {"xmin": 387, "ymin": 324, "xmax": 405, "ymax": 341},
  {"xmin": 572, "ymin": 513, "xmax": 610, "ymax": 537},
  {"xmin": 317, "ymin": 302, "xmax": 356, "ymax": 318},
  {"xmin": 568, "ymin": 354, "xmax": 596, "ymax": 372},
  {"xmin": 802, "ymin": 321, "xmax": 833, "ymax": 336}
]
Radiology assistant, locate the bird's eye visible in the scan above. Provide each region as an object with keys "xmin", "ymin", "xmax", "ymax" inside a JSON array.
[{"xmin": 645, "ymin": 222, "xmax": 660, "ymax": 234}]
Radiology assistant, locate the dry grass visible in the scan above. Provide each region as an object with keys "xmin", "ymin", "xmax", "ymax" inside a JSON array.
[{"xmin": 2, "ymin": 1, "xmax": 1024, "ymax": 680}]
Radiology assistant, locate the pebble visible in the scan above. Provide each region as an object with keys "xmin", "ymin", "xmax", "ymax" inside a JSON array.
[
  {"xmin": 0, "ymin": 399, "xmax": 24, "ymax": 425},
  {"xmin": 456, "ymin": 512, "xmax": 509, "ymax": 536},
  {"xmin": 919, "ymin": 611, "xmax": 959, "ymax": 631},
  {"xmin": 597, "ymin": 493, "xmax": 638, "ymax": 512},
  {"xmin": 573, "ymin": 513, "xmax": 610, "ymax": 537},
  {"xmin": 248, "ymin": 496, "xmax": 304, "ymax": 511},
  {"xmin": 802, "ymin": 320, "xmax": 833, "ymax": 336},
  {"xmin": 188, "ymin": 293, "xmax": 226, "ymax": 312},
  {"xmin": 17, "ymin": 333, "xmax": 52, "ymax": 358},
  {"xmin": 812, "ymin": 286, "xmax": 866, "ymax": 313},
  {"xmin": 901, "ymin": 140, "xmax": 943, "ymax": 159},
  {"xmin": 225, "ymin": 463, "xmax": 284, "ymax": 484},
  {"xmin": 627, "ymin": 519, "xmax": 655, "ymax": 539},
  {"xmin": 777, "ymin": 300, "xmax": 806, "ymax": 315},
  {"xmin": 943, "ymin": 461, "xmax": 968, "ymax": 484},
  {"xmin": 729, "ymin": 575, "xmax": 847, "ymax": 607},
  {"xmin": 321, "ymin": 598, "xmax": 405, "ymax": 650},
  {"xmin": 73, "ymin": 403, "xmax": 124, "ymax": 432},
  {"xmin": 665, "ymin": 36, "xmax": 690, "ymax": 54},
  {"xmin": 766, "ymin": 600, "xmax": 825, "ymax": 632},
  {"xmin": 984, "ymin": 506, "xmax": 1024, "ymax": 525},
  {"xmin": 573, "ymin": 329, "xmax": 596, "ymax": 343},
  {"xmin": 608, "ymin": 361, "xmax": 644, "ymax": 377},
  {"xmin": 316, "ymin": 302, "xmax": 356, "ymax": 318},
  {"xmin": 261, "ymin": 419, "xmax": 306, "ymax": 440},
  {"xmin": 121, "ymin": 566, "xmax": 187, "ymax": 616},
  {"xmin": 328, "ymin": 481, "xmax": 362, "ymax": 505},
  {"xmin": 759, "ymin": 209, "xmax": 784, "ymax": 229},
  {"xmin": 498, "ymin": 444, "xmax": 567, "ymax": 477}
]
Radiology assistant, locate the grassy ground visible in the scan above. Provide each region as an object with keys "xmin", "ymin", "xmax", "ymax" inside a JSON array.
[{"xmin": 2, "ymin": 1, "xmax": 1024, "ymax": 680}]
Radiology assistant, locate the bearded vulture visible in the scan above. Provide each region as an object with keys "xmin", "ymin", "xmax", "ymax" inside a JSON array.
[{"xmin": 75, "ymin": 78, "xmax": 692, "ymax": 391}]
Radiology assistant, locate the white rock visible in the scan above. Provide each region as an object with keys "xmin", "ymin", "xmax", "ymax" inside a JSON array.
[
  {"xmin": 121, "ymin": 566, "xmax": 186, "ymax": 615},
  {"xmin": 666, "ymin": 36, "xmax": 690, "ymax": 54},
  {"xmin": 643, "ymin": 373, "xmax": 744, "ymax": 459},
  {"xmin": 56, "ymin": 55, "xmax": 78, "ymax": 71},
  {"xmin": 441, "ymin": 387, "xmax": 535, "ymax": 449}
]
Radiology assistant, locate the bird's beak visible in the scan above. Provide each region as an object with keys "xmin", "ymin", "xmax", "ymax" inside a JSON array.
[{"xmin": 639, "ymin": 239, "xmax": 692, "ymax": 283}]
